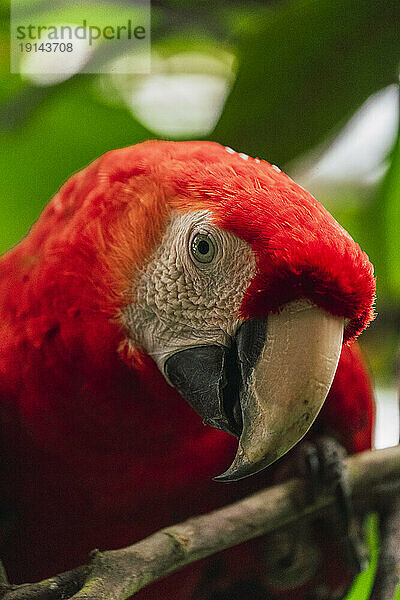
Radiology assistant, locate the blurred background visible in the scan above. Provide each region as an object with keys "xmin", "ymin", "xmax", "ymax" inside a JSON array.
[{"xmin": 1, "ymin": 0, "xmax": 400, "ymax": 597}]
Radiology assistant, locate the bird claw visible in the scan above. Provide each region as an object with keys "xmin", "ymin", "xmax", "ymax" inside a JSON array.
[{"xmin": 299, "ymin": 436, "xmax": 368, "ymax": 576}]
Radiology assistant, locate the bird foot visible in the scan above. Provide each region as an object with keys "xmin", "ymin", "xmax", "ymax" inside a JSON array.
[{"xmin": 299, "ymin": 436, "xmax": 368, "ymax": 576}]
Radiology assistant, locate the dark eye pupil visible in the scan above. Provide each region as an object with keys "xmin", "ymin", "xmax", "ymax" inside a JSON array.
[
  {"xmin": 197, "ymin": 240, "xmax": 210, "ymax": 255},
  {"xmin": 190, "ymin": 233, "xmax": 215, "ymax": 264}
]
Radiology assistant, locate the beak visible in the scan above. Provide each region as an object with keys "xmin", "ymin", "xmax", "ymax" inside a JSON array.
[{"xmin": 164, "ymin": 300, "xmax": 344, "ymax": 481}]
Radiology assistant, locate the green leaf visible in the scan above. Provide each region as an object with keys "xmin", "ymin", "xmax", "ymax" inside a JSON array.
[
  {"xmin": 345, "ymin": 513, "xmax": 379, "ymax": 600},
  {"xmin": 212, "ymin": 0, "xmax": 400, "ymax": 166}
]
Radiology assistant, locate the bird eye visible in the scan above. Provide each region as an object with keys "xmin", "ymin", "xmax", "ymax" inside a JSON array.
[{"xmin": 190, "ymin": 233, "xmax": 216, "ymax": 264}]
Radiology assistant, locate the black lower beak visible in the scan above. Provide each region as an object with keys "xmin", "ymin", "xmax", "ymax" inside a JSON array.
[
  {"xmin": 164, "ymin": 344, "xmax": 241, "ymax": 436},
  {"xmin": 164, "ymin": 319, "xmax": 268, "ymax": 438}
]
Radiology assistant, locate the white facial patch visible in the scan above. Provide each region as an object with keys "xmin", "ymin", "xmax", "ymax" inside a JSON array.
[{"xmin": 122, "ymin": 210, "xmax": 257, "ymax": 371}]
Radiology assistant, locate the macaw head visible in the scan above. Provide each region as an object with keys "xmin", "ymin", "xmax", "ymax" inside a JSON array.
[{"xmin": 29, "ymin": 140, "xmax": 375, "ymax": 480}]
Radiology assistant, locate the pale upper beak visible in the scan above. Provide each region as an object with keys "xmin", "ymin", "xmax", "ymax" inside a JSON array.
[{"xmin": 165, "ymin": 299, "xmax": 344, "ymax": 481}]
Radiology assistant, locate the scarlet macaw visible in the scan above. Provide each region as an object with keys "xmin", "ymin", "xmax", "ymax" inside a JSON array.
[{"xmin": 0, "ymin": 140, "xmax": 376, "ymax": 599}]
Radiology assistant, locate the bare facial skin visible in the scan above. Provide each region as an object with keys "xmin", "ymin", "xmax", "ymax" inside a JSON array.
[{"xmin": 123, "ymin": 210, "xmax": 257, "ymax": 369}]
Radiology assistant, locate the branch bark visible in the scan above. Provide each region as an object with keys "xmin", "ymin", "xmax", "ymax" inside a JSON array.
[{"xmin": 1, "ymin": 445, "xmax": 400, "ymax": 600}]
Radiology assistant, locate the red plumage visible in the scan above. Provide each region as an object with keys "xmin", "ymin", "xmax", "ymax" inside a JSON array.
[{"xmin": 0, "ymin": 140, "xmax": 375, "ymax": 598}]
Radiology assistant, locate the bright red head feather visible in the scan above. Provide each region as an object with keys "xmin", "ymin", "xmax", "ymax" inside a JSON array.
[{"xmin": 7, "ymin": 140, "xmax": 374, "ymax": 341}]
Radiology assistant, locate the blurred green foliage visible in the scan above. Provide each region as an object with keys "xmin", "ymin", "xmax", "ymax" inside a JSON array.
[
  {"xmin": 380, "ymin": 135, "xmax": 400, "ymax": 300},
  {"xmin": 214, "ymin": 0, "xmax": 400, "ymax": 165},
  {"xmin": 0, "ymin": 0, "xmax": 399, "ymax": 597},
  {"xmin": 0, "ymin": 75, "xmax": 150, "ymax": 250}
]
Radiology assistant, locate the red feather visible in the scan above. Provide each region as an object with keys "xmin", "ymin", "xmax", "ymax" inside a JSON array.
[{"xmin": 0, "ymin": 141, "xmax": 375, "ymax": 598}]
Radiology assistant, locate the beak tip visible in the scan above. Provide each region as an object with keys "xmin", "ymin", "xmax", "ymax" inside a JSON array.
[
  {"xmin": 213, "ymin": 450, "xmax": 278, "ymax": 482},
  {"xmin": 212, "ymin": 472, "xmax": 235, "ymax": 483},
  {"xmin": 213, "ymin": 463, "xmax": 246, "ymax": 483}
]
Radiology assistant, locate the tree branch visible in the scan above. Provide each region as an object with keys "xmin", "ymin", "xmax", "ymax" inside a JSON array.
[{"xmin": 1, "ymin": 446, "xmax": 400, "ymax": 600}]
